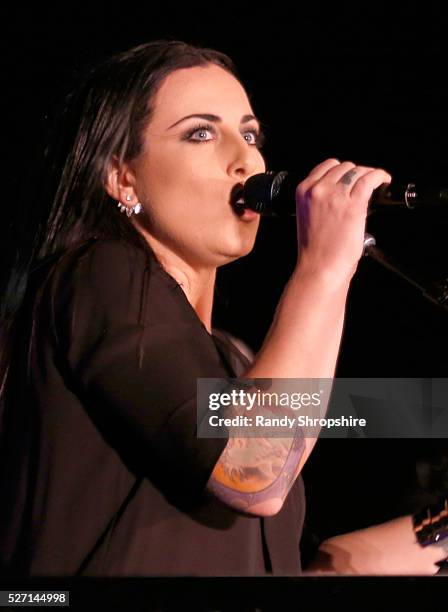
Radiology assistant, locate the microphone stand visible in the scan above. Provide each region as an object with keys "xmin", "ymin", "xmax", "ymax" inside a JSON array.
[
  {"xmin": 363, "ymin": 233, "xmax": 448, "ymax": 314},
  {"xmin": 242, "ymin": 171, "xmax": 448, "ymax": 313}
]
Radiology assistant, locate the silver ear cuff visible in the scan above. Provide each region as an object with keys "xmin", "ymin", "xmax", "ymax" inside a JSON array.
[{"xmin": 117, "ymin": 195, "xmax": 142, "ymax": 217}]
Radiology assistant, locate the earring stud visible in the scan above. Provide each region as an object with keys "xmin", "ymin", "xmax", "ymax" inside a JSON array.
[{"xmin": 117, "ymin": 200, "xmax": 142, "ymax": 217}]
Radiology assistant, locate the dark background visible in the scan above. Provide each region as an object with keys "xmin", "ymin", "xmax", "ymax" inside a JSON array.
[{"xmin": 2, "ymin": 3, "xmax": 448, "ymax": 542}]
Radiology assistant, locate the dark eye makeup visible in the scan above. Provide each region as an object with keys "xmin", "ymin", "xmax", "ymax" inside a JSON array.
[{"xmin": 183, "ymin": 122, "xmax": 266, "ymax": 150}]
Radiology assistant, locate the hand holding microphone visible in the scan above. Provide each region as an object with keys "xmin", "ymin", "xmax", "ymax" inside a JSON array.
[
  {"xmin": 246, "ymin": 159, "xmax": 392, "ymax": 284},
  {"xmin": 241, "ymin": 168, "xmax": 448, "ymax": 216}
]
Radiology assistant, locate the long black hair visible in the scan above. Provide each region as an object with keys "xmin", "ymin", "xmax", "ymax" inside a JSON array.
[{"xmin": 0, "ymin": 39, "xmax": 243, "ymax": 394}]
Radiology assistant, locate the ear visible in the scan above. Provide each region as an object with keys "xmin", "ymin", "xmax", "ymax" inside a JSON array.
[{"xmin": 104, "ymin": 155, "xmax": 138, "ymax": 204}]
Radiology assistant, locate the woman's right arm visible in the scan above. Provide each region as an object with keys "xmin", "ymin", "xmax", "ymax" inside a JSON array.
[{"xmin": 207, "ymin": 159, "xmax": 392, "ymax": 516}]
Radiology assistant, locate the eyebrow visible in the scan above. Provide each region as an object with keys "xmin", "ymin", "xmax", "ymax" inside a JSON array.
[{"xmin": 167, "ymin": 113, "xmax": 261, "ymax": 131}]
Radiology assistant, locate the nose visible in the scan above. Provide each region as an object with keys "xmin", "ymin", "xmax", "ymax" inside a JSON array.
[{"xmin": 226, "ymin": 135, "xmax": 265, "ymax": 180}]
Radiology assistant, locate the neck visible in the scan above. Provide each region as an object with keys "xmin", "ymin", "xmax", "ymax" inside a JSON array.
[
  {"xmin": 137, "ymin": 230, "xmax": 216, "ymax": 334},
  {"xmin": 173, "ymin": 266, "xmax": 216, "ymax": 335}
]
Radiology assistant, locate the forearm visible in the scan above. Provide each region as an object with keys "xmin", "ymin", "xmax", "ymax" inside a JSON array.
[
  {"xmin": 245, "ymin": 265, "xmax": 350, "ymax": 380},
  {"xmin": 208, "ymin": 269, "xmax": 351, "ymax": 516},
  {"xmin": 208, "ymin": 159, "xmax": 392, "ymax": 516}
]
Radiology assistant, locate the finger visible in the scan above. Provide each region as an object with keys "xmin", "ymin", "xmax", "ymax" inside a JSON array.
[
  {"xmin": 338, "ymin": 166, "xmax": 377, "ymax": 194},
  {"xmin": 321, "ymin": 163, "xmax": 380, "ymax": 190},
  {"xmin": 428, "ymin": 543, "xmax": 448, "ymax": 564},
  {"xmin": 350, "ymin": 169, "xmax": 393, "ymax": 204},
  {"xmin": 299, "ymin": 161, "xmax": 355, "ymax": 198},
  {"xmin": 323, "ymin": 163, "xmax": 378, "ymax": 189},
  {"xmin": 318, "ymin": 160, "xmax": 357, "ymax": 185},
  {"xmin": 301, "ymin": 158, "xmax": 342, "ymax": 188}
]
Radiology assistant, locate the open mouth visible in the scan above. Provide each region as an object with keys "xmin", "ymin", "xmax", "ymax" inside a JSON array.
[{"xmin": 230, "ymin": 184, "xmax": 246, "ymax": 213}]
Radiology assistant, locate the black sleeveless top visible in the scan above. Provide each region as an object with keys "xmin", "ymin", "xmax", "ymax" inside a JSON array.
[{"xmin": 0, "ymin": 238, "xmax": 305, "ymax": 576}]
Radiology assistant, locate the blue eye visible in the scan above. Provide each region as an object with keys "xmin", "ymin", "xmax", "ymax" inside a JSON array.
[
  {"xmin": 187, "ymin": 124, "xmax": 214, "ymax": 142},
  {"xmin": 184, "ymin": 123, "xmax": 265, "ymax": 150},
  {"xmin": 244, "ymin": 130, "xmax": 266, "ymax": 149}
]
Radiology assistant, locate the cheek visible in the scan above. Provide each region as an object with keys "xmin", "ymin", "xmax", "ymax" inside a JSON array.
[
  {"xmin": 147, "ymin": 170, "xmax": 218, "ymax": 218},
  {"xmin": 139, "ymin": 168, "xmax": 211, "ymax": 232},
  {"xmin": 258, "ymin": 153, "xmax": 267, "ymax": 175},
  {"xmin": 137, "ymin": 157, "xmax": 185, "ymax": 211},
  {"xmin": 136, "ymin": 145, "xmax": 266, "ymax": 224}
]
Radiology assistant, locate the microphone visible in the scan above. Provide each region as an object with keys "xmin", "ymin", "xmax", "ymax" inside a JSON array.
[{"xmin": 240, "ymin": 171, "xmax": 448, "ymax": 217}]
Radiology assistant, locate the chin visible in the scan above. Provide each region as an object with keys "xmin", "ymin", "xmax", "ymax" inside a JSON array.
[{"xmin": 216, "ymin": 237, "xmax": 257, "ymax": 265}]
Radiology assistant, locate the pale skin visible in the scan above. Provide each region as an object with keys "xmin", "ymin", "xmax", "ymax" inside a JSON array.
[
  {"xmin": 107, "ymin": 64, "xmax": 266, "ymax": 328},
  {"xmin": 105, "ymin": 63, "xmax": 446, "ymax": 574}
]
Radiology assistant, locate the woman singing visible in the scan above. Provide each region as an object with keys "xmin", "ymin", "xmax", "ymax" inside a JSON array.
[{"xmin": 0, "ymin": 40, "xmax": 445, "ymax": 576}]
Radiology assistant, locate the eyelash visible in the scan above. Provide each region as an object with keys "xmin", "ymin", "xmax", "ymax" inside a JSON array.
[{"xmin": 184, "ymin": 122, "xmax": 266, "ymax": 150}]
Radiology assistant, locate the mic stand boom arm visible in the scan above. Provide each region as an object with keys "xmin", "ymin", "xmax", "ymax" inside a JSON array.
[{"xmin": 363, "ymin": 234, "xmax": 448, "ymax": 314}]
